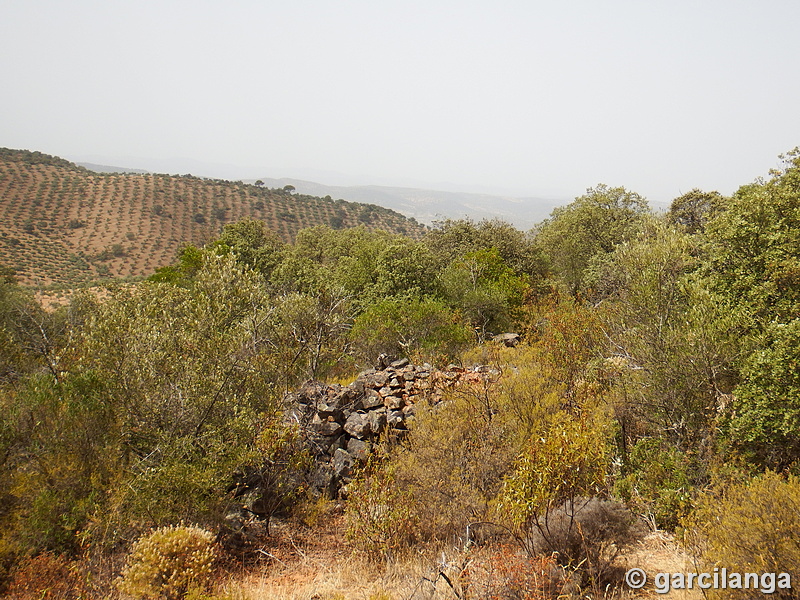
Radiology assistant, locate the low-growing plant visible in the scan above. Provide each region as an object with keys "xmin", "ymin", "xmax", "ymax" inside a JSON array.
[
  {"xmin": 117, "ymin": 525, "xmax": 218, "ymax": 600},
  {"xmin": 526, "ymin": 497, "xmax": 645, "ymax": 588},
  {"xmin": 682, "ymin": 471, "xmax": 800, "ymax": 600},
  {"xmin": 346, "ymin": 455, "xmax": 419, "ymax": 560},
  {"xmin": 4, "ymin": 552, "xmax": 90, "ymax": 600},
  {"xmin": 467, "ymin": 545, "xmax": 570, "ymax": 600}
]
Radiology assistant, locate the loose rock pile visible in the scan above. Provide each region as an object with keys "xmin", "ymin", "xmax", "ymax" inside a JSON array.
[
  {"xmin": 225, "ymin": 350, "xmax": 511, "ymax": 542},
  {"xmin": 285, "ymin": 356, "xmax": 492, "ymax": 497}
]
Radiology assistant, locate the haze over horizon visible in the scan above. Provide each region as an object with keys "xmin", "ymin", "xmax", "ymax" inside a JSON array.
[{"xmin": 2, "ymin": 1, "xmax": 799, "ymax": 207}]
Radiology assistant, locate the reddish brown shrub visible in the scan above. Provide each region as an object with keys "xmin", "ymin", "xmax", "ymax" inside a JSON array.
[
  {"xmin": 5, "ymin": 553, "xmax": 90, "ymax": 600},
  {"xmin": 466, "ymin": 545, "xmax": 572, "ymax": 600}
]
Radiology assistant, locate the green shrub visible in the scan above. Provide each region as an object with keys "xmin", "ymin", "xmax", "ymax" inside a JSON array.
[
  {"xmin": 345, "ymin": 456, "xmax": 418, "ymax": 560},
  {"xmin": 117, "ymin": 525, "xmax": 218, "ymax": 600},
  {"xmin": 683, "ymin": 471, "xmax": 800, "ymax": 600},
  {"xmin": 498, "ymin": 411, "xmax": 611, "ymax": 556},
  {"xmin": 349, "ymin": 297, "xmax": 472, "ymax": 365},
  {"xmin": 614, "ymin": 437, "xmax": 693, "ymax": 530}
]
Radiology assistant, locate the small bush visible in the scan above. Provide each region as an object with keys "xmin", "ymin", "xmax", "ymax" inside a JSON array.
[
  {"xmin": 345, "ymin": 457, "xmax": 418, "ymax": 560},
  {"xmin": 683, "ymin": 471, "xmax": 800, "ymax": 600},
  {"xmin": 4, "ymin": 552, "xmax": 90, "ymax": 600},
  {"xmin": 527, "ymin": 497, "xmax": 645, "ymax": 587},
  {"xmin": 467, "ymin": 546, "xmax": 570, "ymax": 600},
  {"xmin": 117, "ymin": 525, "xmax": 218, "ymax": 600},
  {"xmin": 499, "ymin": 411, "xmax": 611, "ymax": 556},
  {"xmin": 614, "ymin": 438, "xmax": 693, "ymax": 530},
  {"xmin": 390, "ymin": 391, "xmax": 515, "ymax": 543}
]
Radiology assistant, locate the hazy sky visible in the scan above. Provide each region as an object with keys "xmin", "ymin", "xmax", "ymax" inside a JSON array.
[{"xmin": 2, "ymin": 0, "xmax": 799, "ymax": 203}]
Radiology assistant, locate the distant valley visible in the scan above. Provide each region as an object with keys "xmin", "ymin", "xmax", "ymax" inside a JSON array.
[
  {"xmin": 70, "ymin": 156, "xmax": 569, "ymax": 229},
  {"xmin": 250, "ymin": 178, "xmax": 566, "ymax": 230}
]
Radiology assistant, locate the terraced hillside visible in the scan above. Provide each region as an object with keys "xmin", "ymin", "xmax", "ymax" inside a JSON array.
[{"xmin": 0, "ymin": 149, "xmax": 426, "ymax": 287}]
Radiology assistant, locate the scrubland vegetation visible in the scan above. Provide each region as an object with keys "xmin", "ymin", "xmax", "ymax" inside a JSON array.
[{"xmin": 1, "ymin": 148, "xmax": 800, "ymax": 598}]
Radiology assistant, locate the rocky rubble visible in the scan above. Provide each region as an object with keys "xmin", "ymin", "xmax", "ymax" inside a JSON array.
[
  {"xmin": 225, "ymin": 351, "xmax": 509, "ymax": 540},
  {"xmin": 285, "ymin": 356, "xmax": 494, "ymax": 497}
]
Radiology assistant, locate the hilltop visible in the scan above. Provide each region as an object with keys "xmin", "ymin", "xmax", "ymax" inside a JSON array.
[{"xmin": 0, "ymin": 148, "xmax": 425, "ymax": 287}]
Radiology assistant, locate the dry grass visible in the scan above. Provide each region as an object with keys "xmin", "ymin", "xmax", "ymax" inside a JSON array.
[
  {"xmin": 221, "ymin": 519, "xmax": 695, "ymax": 600},
  {"xmin": 620, "ymin": 531, "xmax": 704, "ymax": 600}
]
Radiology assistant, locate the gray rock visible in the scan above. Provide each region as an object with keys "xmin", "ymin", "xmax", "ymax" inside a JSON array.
[
  {"xmin": 385, "ymin": 395, "xmax": 403, "ymax": 410},
  {"xmin": 361, "ymin": 389, "xmax": 384, "ymax": 410},
  {"xmin": 366, "ymin": 409, "xmax": 387, "ymax": 435},
  {"xmin": 391, "ymin": 358, "xmax": 410, "ymax": 368},
  {"xmin": 493, "ymin": 332, "xmax": 521, "ymax": 347},
  {"xmin": 310, "ymin": 464, "xmax": 337, "ymax": 498},
  {"xmin": 344, "ymin": 412, "xmax": 370, "ymax": 439},
  {"xmin": 347, "ymin": 438, "xmax": 371, "ymax": 460},
  {"xmin": 333, "ymin": 448, "xmax": 355, "ymax": 478},
  {"xmin": 317, "ymin": 402, "xmax": 343, "ymax": 420},
  {"xmin": 367, "ymin": 371, "xmax": 389, "ymax": 388},
  {"xmin": 317, "ymin": 420, "xmax": 343, "ymax": 437}
]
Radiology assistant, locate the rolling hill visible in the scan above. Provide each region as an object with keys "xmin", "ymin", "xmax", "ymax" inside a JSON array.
[
  {"xmin": 253, "ymin": 177, "xmax": 567, "ymax": 230},
  {"xmin": 0, "ymin": 148, "xmax": 426, "ymax": 287}
]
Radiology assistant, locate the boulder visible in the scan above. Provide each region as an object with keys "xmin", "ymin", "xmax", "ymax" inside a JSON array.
[
  {"xmin": 493, "ymin": 332, "xmax": 521, "ymax": 347},
  {"xmin": 333, "ymin": 448, "xmax": 355, "ymax": 479},
  {"xmin": 361, "ymin": 389, "xmax": 384, "ymax": 410},
  {"xmin": 347, "ymin": 438, "xmax": 371, "ymax": 460},
  {"xmin": 317, "ymin": 420, "xmax": 343, "ymax": 437},
  {"xmin": 344, "ymin": 412, "xmax": 370, "ymax": 439},
  {"xmin": 366, "ymin": 409, "xmax": 387, "ymax": 435}
]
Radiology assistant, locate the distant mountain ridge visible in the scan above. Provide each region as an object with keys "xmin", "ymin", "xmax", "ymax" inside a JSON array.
[
  {"xmin": 68, "ymin": 154, "xmax": 569, "ymax": 229},
  {"xmin": 77, "ymin": 162, "xmax": 149, "ymax": 174},
  {"xmin": 0, "ymin": 148, "xmax": 425, "ymax": 287},
  {"xmin": 253, "ymin": 178, "xmax": 566, "ymax": 230}
]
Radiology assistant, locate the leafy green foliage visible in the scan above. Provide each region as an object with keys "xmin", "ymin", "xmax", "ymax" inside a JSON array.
[
  {"xmin": 349, "ymin": 297, "xmax": 471, "ymax": 364},
  {"xmin": 536, "ymin": 184, "xmax": 649, "ymax": 294},
  {"xmin": 499, "ymin": 411, "xmax": 611, "ymax": 555},
  {"xmin": 439, "ymin": 248, "xmax": 529, "ymax": 336},
  {"xmin": 614, "ymin": 438, "xmax": 693, "ymax": 529},
  {"xmin": 425, "ymin": 218, "xmax": 547, "ymax": 281},
  {"xmin": 724, "ymin": 319, "xmax": 800, "ymax": 469},
  {"xmin": 703, "ymin": 148, "xmax": 800, "ymax": 325},
  {"xmin": 668, "ymin": 188, "xmax": 725, "ymax": 234},
  {"xmin": 210, "ymin": 218, "xmax": 285, "ymax": 276},
  {"xmin": 593, "ymin": 221, "xmax": 744, "ymax": 450},
  {"xmin": 0, "ymin": 373, "xmax": 117, "ymax": 556}
]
